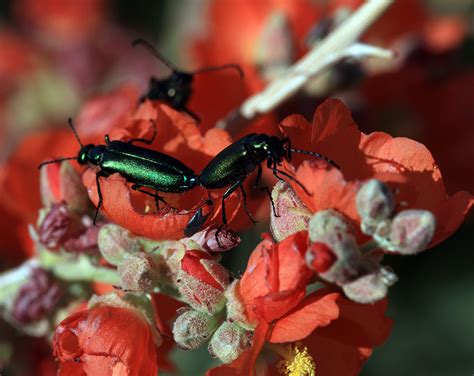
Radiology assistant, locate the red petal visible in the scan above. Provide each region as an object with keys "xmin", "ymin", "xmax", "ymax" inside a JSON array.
[
  {"xmin": 82, "ymin": 169, "xmax": 198, "ymax": 240},
  {"xmin": 316, "ymin": 296, "xmax": 392, "ymax": 348},
  {"xmin": 279, "ymin": 98, "xmax": 363, "ymax": 174},
  {"xmin": 181, "ymin": 250, "xmax": 224, "ymax": 291},
  {"xmin": 294, "ymin": 161, "xmax": 361, "ymax": 225},
  {"xmin": 75, "ymin": 84, "xmax": 138, "ymax": 139},
  {"xmin": 239, "ymin": 232, "xmax": 312, "ymax": 323},
  {"xmin": 302, "ymin": 296, "xmax": 392, "ymax": 376},
  {"xmin": 269, "ymin": 290, "xmax": 340, "ymax": 343}
]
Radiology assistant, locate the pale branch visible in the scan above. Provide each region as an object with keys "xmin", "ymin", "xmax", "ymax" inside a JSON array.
[{"xmin": 217, "ymin": 1, "xmax": 395, "ymax": 134}]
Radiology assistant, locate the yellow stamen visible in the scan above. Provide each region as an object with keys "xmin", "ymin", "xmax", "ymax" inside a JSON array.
[{"xmin": 277, "ymin": 342, "xmax": 316, "ymax": 376}]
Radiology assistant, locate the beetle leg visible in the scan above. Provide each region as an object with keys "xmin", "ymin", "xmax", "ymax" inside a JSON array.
[
  {"xmin": 253, "ymin": 164, "xmax": 279, "ymax": 217},
  {"xmin": 239, "ymin": 183, "xmax": 257, "ymax": 224},
  {"xmin": 128, "ymin": 119, "xmax": 157, "ymax": 145},
  {"xmin": 130, "ymin": 184, "xmax": 172, "ymax": 211},
  {"xmin": 272, "ymin": 168, "xmax": 312, "ymax": 196},
  {"xmin": 94, "ymin": 171, "xmax": 108, "ymax": 225},
  {"xmin": 214, "ymin": 180, "xmax": 241, "ymax": 248},
  {"xmin": 220, "ymin": 181, "xmax": 241, "ymax": 225}
]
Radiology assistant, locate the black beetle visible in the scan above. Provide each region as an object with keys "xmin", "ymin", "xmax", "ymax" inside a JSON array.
[
  {"xmin": 132, "ymin": 38, "xmax": 243, "ymax": 122},
  {"xmin": 39, "ymin": 119, "xmax": 199, "ymax": 223}
]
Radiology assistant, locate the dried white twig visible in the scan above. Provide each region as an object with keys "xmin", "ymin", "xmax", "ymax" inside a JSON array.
[{"xmin": 217, "ymin": 1, "xmax": 394, "ymax": 130}]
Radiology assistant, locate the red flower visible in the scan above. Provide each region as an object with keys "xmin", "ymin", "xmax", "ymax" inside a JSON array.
[
  {"xmin": 53, "ymin": 305, "xmax": 159, "ymax": 376},
  {"xmin": 360, "ymin": 52, "xmax": 474, "ymax": 194},
  {"xmin": 208, "ymin": 232, "xmax": 392, "ymax": 375},
  {"xmin": 279, "ymin": 99, "xmax": 473, "ymax": 248}
]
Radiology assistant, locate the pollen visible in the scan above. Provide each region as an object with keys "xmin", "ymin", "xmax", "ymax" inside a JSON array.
[{"xmin": 277, "ymin": 342, "xmax": 316, "ymax": 376}]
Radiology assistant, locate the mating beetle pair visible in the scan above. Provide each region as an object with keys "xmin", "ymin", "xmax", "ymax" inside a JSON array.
[{"xmin": 39, "ymin": 120, "xmax": 337, "ymax": 239}]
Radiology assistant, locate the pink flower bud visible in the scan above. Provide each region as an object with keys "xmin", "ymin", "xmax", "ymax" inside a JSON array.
[
  {"xmin": 189, "ymin": 226, "xmax": 241, "ymax": 253},
  {"xmin": 342, "ymin": 265, "xmax": 398, "ymax": 304},
  {"xmin": 356, "ymin": 179, "xmax": 395, "ymax": 235},
  {"xmin": 63, "ymin": 224, "xmax": 100, "ymax": 254},
  {"xmin": 388, "ymin": 210, "xmax": 436, "ymax": 254},
  {"xmin": 38, "ymin": 202, "xmax": 73, "ymax": 249},
  {"xmin": 270, "ymin": 181, "xmax": 311, "ymax": 242},
  {"xmin": 306, "ymin": 230, "xmax": 361, "ymax": 285},
  {"xmin": 308, "ymin": 209, "xmax": 354, "ymax": 242},
  {"xmin": 12, "ymin": 268, "xmax": 63, "ymax": 324},
  {"xmin": 118, "ymin": 253, "xmax": 160, "ymax": 292},
  {"xmin": 177, "ymin": 250, "xmax": 230, "ymax": 314},
  {"xmin": 172, "ymin": 308, "xmax": 219, "ymax": 350},
  {"xmin": 208, "ymin": 321, "xmax": 253, "ymax": 364}
]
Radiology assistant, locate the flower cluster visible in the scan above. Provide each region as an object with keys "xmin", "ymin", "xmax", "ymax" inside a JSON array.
[{"xmin": 0, "ymin": 1, "xmax": 473, "ymax": 375}]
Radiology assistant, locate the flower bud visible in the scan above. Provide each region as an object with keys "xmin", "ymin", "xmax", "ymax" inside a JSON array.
[
  {"xmin": 40, "ymin": 161, "xmax": 89, "ymax": 212},
  {"xmin": 177, "ymin": 250, "xmax": 229, "ymax": 314},
  {"xmin": 98, "ymin": 224, "xmax": 141, "ymax": 266},
  {"xmin": 224, "ymin": 280, "xmax": 251, "ymax": 328},
  {"xmin": 306, "ymin": 230, "xmax": 361, "ymax": 285},
  {"xmin": 172, "ymin": 309, "xmax": 219, "ymax": 350},
  {"xmin": 270, "ymin": 181, "xmax": 311, "ymax": 242},
  {"xmin": 208, "ymin": 322, "xmax": 253, "ymax": 364},
  {"xmin": 342, "ymin": 265, "xmax": 398, "ymax": 304},
  {"xmin": 62, "ymin": 224, "xmax": 100, "ymax": 254},
  {"xmin": 387, "ymin": 210, "xmax": 436, "ymax": 254},
  {"xmin": 38, "ymin": 202, "xmax": 74, "ymax": 250},
  {"xmin": 12, "ymin": 268, "xmax": 63, "ymax": 324},
  {"xmin": 117, "ymin": 253, "xmax": 160, "ymax": 292},
  {"xmin": 356, "ymin": 179, "xmax": 395, "ymax": 235},
  {"xmin": 308, "ymin": 209, "xmax": 354, "ymax": 242},
  {"xmin": 189, "ymin": 226, "xmax": 241, "ymax": 253}
]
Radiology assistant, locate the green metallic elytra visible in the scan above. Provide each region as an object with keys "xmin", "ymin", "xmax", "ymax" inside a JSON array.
[{"xmin": 99, "ymin": 141, "xmax": 197, "ymax": 192}]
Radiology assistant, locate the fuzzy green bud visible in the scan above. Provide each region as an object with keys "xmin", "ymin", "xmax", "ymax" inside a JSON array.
[
  {"xmin": 172, "ymin": 309, "xmax": 219, "ymax": 350},
  {"xmin": 208, "ymin": 322, "xmax": 253, "ymax": 364}
]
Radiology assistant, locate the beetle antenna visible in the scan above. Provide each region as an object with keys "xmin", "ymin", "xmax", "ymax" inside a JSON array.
[
  {"xmin": 192, "ymin": 64, "xmax": 244, "ymax": 79},
  {"xmin": 132, "ymin": 38, "xmax": 178, "ymax": 71},
  {"xmin": 38, "ymin": 157, "xmax": 77, "ymax": 169},
  {"xmin": 286, "ymin": 147, "xmax": 339, "ymax": 169},
  {"xmin": 68, "ymin": 118, "xmax": 84, "ymax": 148}
]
